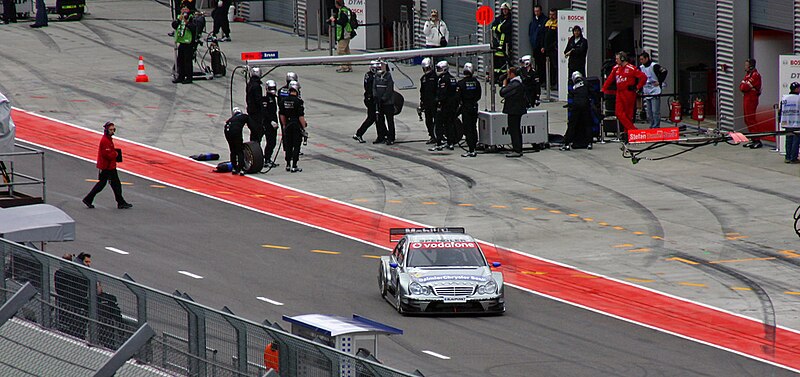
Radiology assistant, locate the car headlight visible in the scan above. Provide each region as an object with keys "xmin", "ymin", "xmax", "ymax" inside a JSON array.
[
  {"xmin": 478, "ymin": 280, "xmax": 497, "ymax": 294},
  {"xmin": 409, "ymin": 282, "xmax": 431, "ymax": 295}
]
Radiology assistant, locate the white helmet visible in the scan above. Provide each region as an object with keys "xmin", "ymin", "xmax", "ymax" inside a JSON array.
[
  {"xmin": 571, "ymin": 71, "xmax": 583, "ymax": 83},
  {"xmin": 232, "ymin": 107, "xmax": 242, "ymax": 115},
  {"xmin": 370, "ymin": 60, "xmax": 382, "ymax": 73},
  {"xmin": 251, "ymin": 67, "xmax": 261, "ymax": 77},
  {"xmin": 500, "ymin": 2, "xmax": 511, "ymax": 10},
  {"xmin": 286, "ymin": 71, "xmax": 298, "ymax": 84},
  {"xmin": 421, "ymin": 57, "xmax": 433, "ymax": 72},
  {"xmin": 288, "ymin": 80, "xmax": 301, "ymax": 92},
  {"xmin": 265, "ymin": 80, "xmax": 277, "ymax": 94},
  {"xmin": 520, "ymin": 55, "xmax": 532, "ymax": 67},
  {"xmin": 463, "ymin": 62, "xmax": 474, "ymax": 76},
  {"xmin": 435, "ymin": 61, "xmax": 449, "ymax": 76}
]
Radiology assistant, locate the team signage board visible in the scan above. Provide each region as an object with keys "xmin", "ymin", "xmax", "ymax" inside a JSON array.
[
  {"xmin": 557, "ymin": 10, "xmax": 587, "ymax": 101},
  {"xmin": 777, "ymin": 55, "xmax": 800, "ymax": 154},
  {"xmin": 627, "ymin": 127, "xmax": 680, "ymax": 143},
  {"xmin": 241, "ymin": 51, "xmax": 279, "ymax": 61}
]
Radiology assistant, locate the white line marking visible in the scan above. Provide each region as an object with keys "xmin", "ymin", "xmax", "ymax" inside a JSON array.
[
  {"xmin": 256, "ymin": 296, "xmax": 284, "ymax": 306},
  {"xmin": 105, "ymin": 247, "xmax": 130, "ymax": 255},
  {"xmin": 178, "ymin": 271, "xmax": 203, "ymax": 279},
  {"xmin": 421, "ymin": 350, "xmax": 450, "ymax": 360}
]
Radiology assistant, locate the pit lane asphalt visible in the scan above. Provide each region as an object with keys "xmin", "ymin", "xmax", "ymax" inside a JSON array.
[{"xmin": 26, "ymin": 145, "xmax": 795, "ymax": 377}]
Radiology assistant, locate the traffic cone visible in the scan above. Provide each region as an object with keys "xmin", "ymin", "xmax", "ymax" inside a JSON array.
[{"xmin": 135, "ymin": 56, "xmax": 149, "ymax": 83}]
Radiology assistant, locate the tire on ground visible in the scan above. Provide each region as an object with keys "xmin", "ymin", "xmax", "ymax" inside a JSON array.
[{"xmin": 242, "ymin": 141, "xmax": 264, "ymax": 173}]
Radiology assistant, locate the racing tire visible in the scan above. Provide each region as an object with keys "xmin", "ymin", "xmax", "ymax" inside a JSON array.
[
  {"xmin": 378, "ymin": 266, "xmax": 387, "ymax": 298},
  {"xmin": 242, "ymin": 141, "xmax": 264, "ymax": 174},
  {"xmin": 795, "ymin": 217, "xmax": 800, "ymax": 238},
  {"xmin": 394, "ymin": 287, "xmax": 406, "ymax": 315},
  {"xmin": 794, "ymin": 205, "xmax": 800, "ymax": 221}
]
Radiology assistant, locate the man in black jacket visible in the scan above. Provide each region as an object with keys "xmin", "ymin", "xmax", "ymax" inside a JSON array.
[
  {"xmin": 564, "ymin": 25, "xmax": 588, "ymax": 79},
  {"xmin": 419, "ymin": 58, "xmax": 439, "ymax": 144},
  {"xmin": 500, "ymin": 67, "xmax": 527, "ymax": 157},
  {"xmin": 429, "ymin": 61, "xmax": 458, "ymax": 151},
  {"xmin": 457, "ymin": 63, "xmax": 482, "ymax": 157},
  {"xmin": 246, "ymin": 67, "xmax": 264, "ymax": 145},
  {"xmin": 542, "ymin": 9, "xmax": 558, "ymax": 89},
  {"xmin": 519, "ymin": 55, "xmax": 541, "ymax": 108},
  {"xmin": 261, "ymin": 80, "xmax": 280, "ymax": 167},
  {"xmin": 210, "ymin": 0, "xmax": 232, "ymax": 41},
  {"xmin": 279, "ymin": 83, "xmax": 307, "ymax": 172},
  {"xmin": 171, "ymin": 6, "xmax": 199, "ymax": 84},
  {"xmin": 562, "ymin": 71, "xmax": 593, "ymax": 150},
  {"xmin": 354, "ymin": 61, "xmax": 382, "ymax": 143},
  {"xmin": 224, "ymin": 107, "xmax": 250, "ymax": 175},
  {"xmin": 373, "ymin": 61, "xmax": 396, "ymax": 145},
  {"xmin": 491, "ymin": 3, "xmax": 513, "ymax": 83}
]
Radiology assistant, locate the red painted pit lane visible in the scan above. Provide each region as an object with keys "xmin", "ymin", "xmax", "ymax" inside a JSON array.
[{"xmin": 13, "ymin": 109, "xmax": 800, "ymax": 371}]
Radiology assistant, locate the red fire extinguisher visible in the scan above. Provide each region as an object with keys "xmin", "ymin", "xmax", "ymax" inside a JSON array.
[
  {"xmin": 692, "ymin": 96, "xmax": 705, "ymax": 122},
  {"xmin": 670, "ymin": 97, "xmax": 682, "ymax": 123}
]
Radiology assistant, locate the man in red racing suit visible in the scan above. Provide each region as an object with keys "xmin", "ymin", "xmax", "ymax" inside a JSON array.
[
  {"xmin": 603, "ymin": 51, "xmax": 647, "ymax": 134},
  {"xmin": 740, "ymin": 58, "xmax": 762, "ymax": 148}
]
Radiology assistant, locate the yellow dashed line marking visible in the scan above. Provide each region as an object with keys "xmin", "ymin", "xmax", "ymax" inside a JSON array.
[
  {"xmin": 85, "ymin": 179, "xmax": 99, "ymax": 182},
  {"xmin": 678, "ymin": 282, "xmax": 707, "ymax": 287},
  {"xmin": 361, "ymin": 255, "xmax": 381, "ymax": 259},
  {"xmin": 568, "ymin": 214, "xmax": 579, "ymax": 217},
  {"xmin": 613, "ymin": 244, "xmax": 634, "ymax": 248},
  {"xmin": 666, "ymin": 257, "xmax": 700, "ymax": 265},
  {"xmin": 548, "ymin": 210, "xmax": 562, "ymax": 214},
  {"xmin": 523, "ymin": 207, "xmax": 538, "ymax": 211},
  {"xmin": 311, "ymin": 249, "xmax": 341, "ymax": 255},
  {"xmin": 252, "ymin": 194, "xmax": 267, "ymax": 198},
  {"xmin": 121, "ymin": 182, "xmax": 133, "ymax": 185},
  {"xmin": 422, "ymin": 201, "xmax": 438, "ymax": 205},
  {"xmin": 150, "ymin": 185, "xmax": 166, "ymax": 188},
  {"xmin": 627, "ymin": 248, "xmax": 651, "ymax": 253},
  {"xmin": 731, "ymin": 287, "xmax": 753, "ymax": 291},
  {"xmin": 785, "ymin": 291, "xmax": 800, "ymax": 295},
  {"xmin": 779, "ymin": 250, "xmax": 800, "ymax": 258},
  {"xmin": 458, "ymin": 203, "xmax": 474, "ymax": 207},
  {"xmin": 262, "ymin": 245, "xmax": 291, "ymax": 250},
  {"xmin": 598, "ymin": 222, "xmax": 608, "ymax": 226},
  {"xmin": 612, "ymin": 226, "xmax": 626, "ymax": 230},
  {"xmin": 624, "ymin": 278, "xmax": 655, "ymax": 283},
  {"xmin": 709, "ymin": 257, "xmax": 775, "ymax": 264},
  {"xmin": 387, "ymin": 200, "xmax": 402, "ymax": 204},
  {"xmin": 285, "ymin": 195, "xmax": 301, "ymax": 198},
  {"xmin": 353, "ymin": 198, "xmax": 370, "ymax": 203},
  {"xmin": 632, "ymin": 231, "xmax": 645, "ymax": 235},
  {"xmin": 651, "ymin": 236, "xmax": 663, "ymax": 240},
  {"xmin": 726, "ymin": 235, "xmax": 749, "ymax": 240},
  {"xmin": 521, "ymin": 271, "xmax": 547, "ymax": 275},
  {"xmin": 217, "ymin": 191, "xmax": 234, "ymax": 194},
  {"xmin": 583, "ymin": 218, "xmax": 594, "ymax": 222},
  {"xmin": 573, "ymin": 274, "xmax": 599, "ymax": 279},
  {"xmin": 491, "ymin": 205, "xmax": 507, "ymax": 209}
]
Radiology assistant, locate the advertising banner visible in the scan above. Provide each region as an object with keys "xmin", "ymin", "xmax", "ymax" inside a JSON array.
[
  {"xmin": 557, "ymin": 10, "xmax": 587, "ymax": 101},
  {"xmin": 346, "ymin": 0, "xmax": 365, "ymax": 50},
  {"xmin": 776, "ymin": 55, "xmax": 800, "ymax": 154}
]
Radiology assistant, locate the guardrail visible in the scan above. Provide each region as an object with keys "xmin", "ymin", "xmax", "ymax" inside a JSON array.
[
  {"xmin": 0, "ymin": 143, "xmax": 46, "ymax": 205},
  {"xmin": 0, "ymin": 238, "xmax": 418, "ymax": 377}
]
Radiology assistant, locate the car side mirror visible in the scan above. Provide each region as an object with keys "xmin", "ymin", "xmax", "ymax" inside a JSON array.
[
  {"xmin": 390, "ymin": 262, "xmax": 398, "ymax": 269},
  {"xmin": 492, "ymin": 262, "xmax": 501, "ymax": 268}
]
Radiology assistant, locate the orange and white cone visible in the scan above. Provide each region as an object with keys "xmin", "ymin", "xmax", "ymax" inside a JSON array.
[{"xmin": 135, "ymin": 56, "xmax": 149, "ymax": 83}]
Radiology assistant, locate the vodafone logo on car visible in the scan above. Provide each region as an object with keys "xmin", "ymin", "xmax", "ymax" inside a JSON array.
[{"xmin": 411, "ymin": 242, "xmax": 477, "ymax": 249}]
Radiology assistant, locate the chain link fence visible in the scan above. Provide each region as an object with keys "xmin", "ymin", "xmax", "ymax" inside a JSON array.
[{"xmin": 1, "ymin": 238, "xmax": 418, "ymax": 377}]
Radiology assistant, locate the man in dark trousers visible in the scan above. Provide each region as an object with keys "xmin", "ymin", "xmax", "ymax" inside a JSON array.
[
  {"xmin": 562, "ymin": 71, "xmax": 593, "ymax": 151},
  {"xmin": 373, "ymin": 61, "xmax": 396, "ymax": 145},
  {"xmin": 224, "ymin": 107, "xmax": 249, "ymax": 176},
  {"xmin": 543, "ymin": 8, "xmax": 558, "ymax": 89},
  {"xmin": 279, "ymin": 82, "xmax": 307, "ymax": 172},
  {"xmin": 171, "ymin": 6, "xmax": 197, "ymax": 84},
  {"xmin": 519, "ymin": 55, "xmax": 541, "ymax": 108},
  {"xmin": 261, "ymin": 80, "xmax": 280, "ymax": 168},
  {"xmin": 210, "ymin": 0, "xmax": 232, "ymax": 41},
  {"xmin": 83, "ymin": 122, "xmax": 132, "ymax": 209},
  {"xmin": 457, "ymin": 63, "xmax": 482, "ymax": 157},
  {"xmin": 528, "ymin": 5, "xmax": 547, "ymax": 85},
  {"xmin": 246, "ymin": 67, "xmax": 264, "ymax": 146},
  {"xmin": 491, "ymin": 2, "xmax": 513, "ymax": 82},
  {"xmin": 500, "ymin": 67, "xmax": 527, "ymax": 158},
  {"xmin": 2, "ymin": 0, "xmax": 16, "ymax": 24},
  {"xmin": 429, "ymin": 61, "xmax": 458, "ymax": 151},
  {"xmin": 419, "ymin": 58, "xmax": 439, "ymax": 144},
  {"xmin": 353, "ymin": 61, "xmax": 381, "ymax": 143},
  {"xmin": 564, "ymin": 25, "xmax": 588, "ymax": 79}
]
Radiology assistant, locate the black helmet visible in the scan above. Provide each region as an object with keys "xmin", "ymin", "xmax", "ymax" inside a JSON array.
[{"xmin": 791, "ymin": 82, "xmax": 800, "ymax": 93}]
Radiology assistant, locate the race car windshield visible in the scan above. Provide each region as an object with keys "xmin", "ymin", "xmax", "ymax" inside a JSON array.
[{"xmin": 406, "ymin": 241, "xmax": 485, "ymax": 267}]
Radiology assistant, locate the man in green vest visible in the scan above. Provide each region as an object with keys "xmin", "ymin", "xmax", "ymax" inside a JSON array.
[
  {"xmin": 328, "ymin": 0, "xmax": 354, "ymax": 73},
  {"xmin": 172, "ymin": 6, "xmax": 197, "ymax": 84},
  {"xmin": 491, "ymin": 2, "xmax": 513, "ymax": 83}
]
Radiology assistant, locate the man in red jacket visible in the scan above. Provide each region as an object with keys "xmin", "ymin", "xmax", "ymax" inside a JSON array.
[
  {"xmin": 740, "ymin": 58, "xmax": 762, "ymax": 148},
  {"xmin": 82, "ymin": 122, "xmax": 132, "ymax": 209},
  {"xmin": 603, "ymin": 51, "xmax": 647, "ymax": 135}
]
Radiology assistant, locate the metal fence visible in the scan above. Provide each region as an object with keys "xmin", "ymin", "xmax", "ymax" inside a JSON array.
[{"xmin": 0, "ymin": 238, "xmax": 418, "ymax": 377}]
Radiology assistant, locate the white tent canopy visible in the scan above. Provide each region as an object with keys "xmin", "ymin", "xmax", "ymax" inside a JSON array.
[
  {"xmin": 0, "ymin": 204, "xmax": 75, "ymax": 243},
  {"xmin": 0, "ymin": 91, "xmax": 15, "ymax": 156}
]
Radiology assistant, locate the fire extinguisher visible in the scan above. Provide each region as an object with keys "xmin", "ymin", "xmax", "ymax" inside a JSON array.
[
  {"xmin": 692, "ymin": 96, "xmax": 705, "ymax": 122},
  {"xmin": 670, "ymin": 97, "xmax": 682, "ymax": 123}
]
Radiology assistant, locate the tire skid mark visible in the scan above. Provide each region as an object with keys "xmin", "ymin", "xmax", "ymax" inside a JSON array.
[
  {"xmin": 702, "ymin": 175, "xmax": 800, "ymax": 204},
  {"xmin": 313, "ymin": 154, "xmax": 403, "ymax": 188},
  {"xmin": 29, "ymin": 28, "xmax": 62, "ymax": 53},
  {"xmin": 378, "ymin": 148, "xmax": 477, "ymax": 188}
]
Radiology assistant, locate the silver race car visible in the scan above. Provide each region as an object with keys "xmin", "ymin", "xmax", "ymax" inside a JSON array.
[{"xmin": 378, "ymin": 227, "xmax": 505, "ymax": 315}]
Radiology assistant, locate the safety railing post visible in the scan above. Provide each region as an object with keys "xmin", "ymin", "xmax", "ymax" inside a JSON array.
[
  {"xmin": 317, "ymin": 9, "xmax": 321, "ymax": 51},
  {"xmin": 303, "ymin": 9, "xmax": 309, "ymax": 51}
]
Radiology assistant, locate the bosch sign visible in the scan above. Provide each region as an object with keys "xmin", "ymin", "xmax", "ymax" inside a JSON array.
[{"xmin": 566, "ymin": 15, "xmax": 584, "ymax": 21}]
